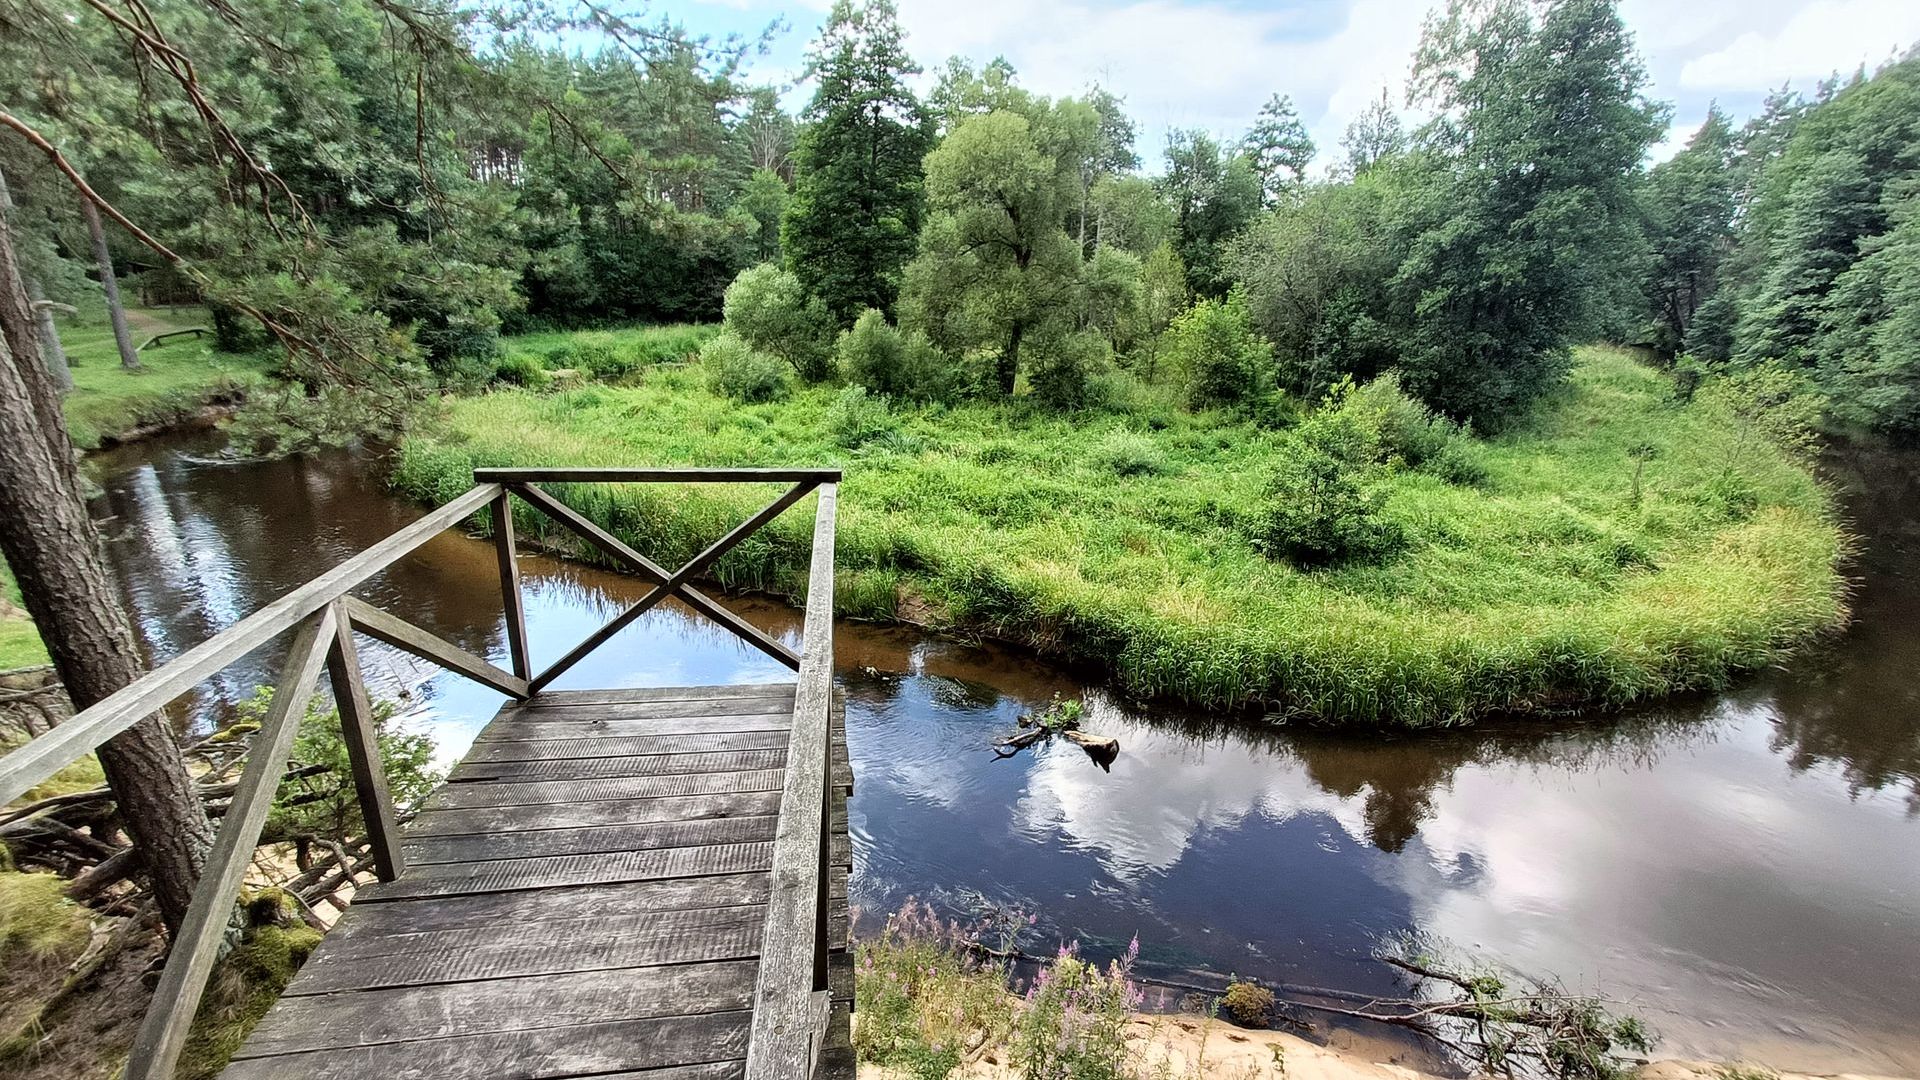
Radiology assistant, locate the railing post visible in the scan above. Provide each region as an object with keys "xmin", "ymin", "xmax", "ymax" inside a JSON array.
[
  {"xmin": 123, "ymin": 607, "xmax": 338, "ymax": 1080},
  {"xmin": 491, "ymin": 488, "xmax": 531, "ymax": 682},
  {"xmin": 745, "ymin": 482, "xmax": 838, "ymax": 1080},
  {"xmin": 325, "ymin": 600, "xmax": 405, "ymax": 882}
]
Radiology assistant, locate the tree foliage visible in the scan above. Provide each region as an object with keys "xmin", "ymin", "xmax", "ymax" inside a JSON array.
[
  {"xmin": 1390, "ymin": 0, "xmax": 1666, "ymax": 425},
  {"xmin": 1243, "ymin": 93, "xmax": 1316, "ymax": 202},
  {"xmin": 781, "ymin": 0, "xmax": 933, "ymax": 324}
]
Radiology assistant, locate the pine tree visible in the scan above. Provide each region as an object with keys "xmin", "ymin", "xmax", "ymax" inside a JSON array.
[
  {"xmin": 1641, "ymin": 106, "xmax": 1738, "ymax": 356},
  {"xmin": 781, "ymin": 0, "xmax": 933, "ymax": 324},
  {"xmin": 1243, "ymin": 93, "xmax": 1316, "ymax": 202}
]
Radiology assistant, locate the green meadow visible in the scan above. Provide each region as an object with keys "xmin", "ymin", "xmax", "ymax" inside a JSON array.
[{"xmin": 394, "ymin": 342, "xmax": 1845, "ymax": 726}]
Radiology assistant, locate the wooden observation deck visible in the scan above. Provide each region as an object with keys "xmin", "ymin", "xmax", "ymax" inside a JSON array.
[{"xmin": 0, "ymin": 467, "xmax": 853, "ymax": 1080}]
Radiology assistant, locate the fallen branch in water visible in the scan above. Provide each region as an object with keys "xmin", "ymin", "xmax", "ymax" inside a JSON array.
[{"xmin": 993, "ymin": 695, "xmax": 1120, "ymax": 765}]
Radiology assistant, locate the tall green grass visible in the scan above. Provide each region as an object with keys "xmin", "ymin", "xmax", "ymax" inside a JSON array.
[{"xmin": 395, "ymin": 344, "xmax": 1847, "ymax": 726}]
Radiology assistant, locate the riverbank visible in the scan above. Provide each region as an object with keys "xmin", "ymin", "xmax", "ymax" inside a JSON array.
[
  {"xmin": 58, "ymin": 303, "xmax": 267, "ymax": 450},
  {"xmin": 395, "ymin": 343, "xmax": 1847, "ymax": 725}
]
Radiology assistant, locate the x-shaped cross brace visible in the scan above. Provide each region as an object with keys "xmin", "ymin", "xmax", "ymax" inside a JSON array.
[{"xmin": 511, "ymin": 480, "xmax": 818, "ymax": 692}]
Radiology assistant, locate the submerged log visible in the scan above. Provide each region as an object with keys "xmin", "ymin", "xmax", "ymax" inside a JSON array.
[
  {"xmin": 1062, "ymin": 731, "xmax": 1117, "ymax": 754},
  {"xmin": 993, "ymin": 727, "xmax": 1047, "ymax": 755}
]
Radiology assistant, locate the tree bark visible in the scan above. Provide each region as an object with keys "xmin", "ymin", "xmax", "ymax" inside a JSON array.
[
  {"xmin": 0, "ymin": 165, "xmax": 73, "ymax": 392},
  {"xmin": 0, "ymin": 186, "xmax": 212, "ymax": 937},
  {"xmin": 81, "ymin": 194, "xmax": 140, "ymax": 371}
]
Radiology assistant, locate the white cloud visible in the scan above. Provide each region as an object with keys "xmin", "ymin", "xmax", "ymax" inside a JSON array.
[
  {"xmin": 894, "ymin": 0, "xmax": 1429, "ymax": 168},
  {"xmin": 1678, "ymin": 0, "xmax": 1920, "ymax": 89}
]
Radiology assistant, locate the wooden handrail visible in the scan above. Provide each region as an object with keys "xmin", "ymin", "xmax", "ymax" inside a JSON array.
[
  {"xmin": 0, "ymin": 467, "xmax": 842, "ymax": 1080},
  {"xmin": 0, "ymin": 482, "xmax": 502, "ymax": 806},
  {"xmin": 744, "ymin": 482, "xmax": 838, "ymax": 1080},
  {"xmin": 123, "ymin": 606, "xmax": 339, "ymax": 1078},
  {"xmin": 525, "ymin": 478, "xmax": 821, "ymax": 692},
  {"xmin": 476, "ymin": 466, "xmax": 841, "ymax": 484}
]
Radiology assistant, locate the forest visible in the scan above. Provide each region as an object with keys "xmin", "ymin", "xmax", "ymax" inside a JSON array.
[
  {"xmin": 0, "ymin": 0, "xmax": 1914, "ymax": 444},
  {"xmin": 0, "ymin": 0, "xmax": 1898, "ymax": 718}
]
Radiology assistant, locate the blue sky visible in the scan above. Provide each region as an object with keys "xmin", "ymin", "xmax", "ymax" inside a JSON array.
[{"xmin": 663, "ymin": 0, "xmax": 1920, "ymax": 172}]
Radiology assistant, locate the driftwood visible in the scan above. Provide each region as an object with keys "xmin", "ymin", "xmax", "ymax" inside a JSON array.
[{"xmin": 994, "ymin": 708, "xmax": 1120, "ymax": 766}]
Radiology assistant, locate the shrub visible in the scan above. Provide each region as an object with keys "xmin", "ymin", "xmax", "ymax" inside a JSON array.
[
  {"xmin": 493, "ymin": 351, "xmax": 550, "ymax": 389},
  {"xmin": 1088, "ymin": 430, "xmax": 1168, "ymax": 477},
  {"xmin": 1251, "ymin": 409, "xmax": 1404, "ymax": 566},
  {"xmin": 702, "ymin": 332, "xmax": 790, "ymax": 403},
  {"xmin": 572, "ymin": 333, "xmax": 626, "ymax": 378},
  {"xmin": 1028, "ymin": 330, "xmax": 1110, "ymax": 411},
  {"xmin": 836, "ymin": 309, "xmax": 955, "ymax": 403},
  {"xmin": 1340, "ymin": 372, "xmax": 1461, "ymax": 467},
  {"xmin": 1166, "ymin": 293, "xmax": 1274, "ymax": 409},
  {"xmin": 1220, "ymin": 980, "xmax": 1275, "ymax": 1027},
  {"xmin": 825, "ymin": 385, "xmax": 894, "ymax": 448},
  {"xmin": 629, "ymin": 324, "xmax": 719, "ymax": 366},
  {"xmin": 723, "ymin": 263, "xmax": 834, "ymax": 381}
]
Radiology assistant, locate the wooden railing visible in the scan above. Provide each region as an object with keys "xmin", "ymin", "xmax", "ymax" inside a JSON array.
[{"xmin": 0, "ymin": 467, "xmax": 842, "ymax": 1080}]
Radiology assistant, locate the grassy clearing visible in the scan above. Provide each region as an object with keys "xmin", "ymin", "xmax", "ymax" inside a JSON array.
[
  {"xmin": 494, "ymin": 322, "xmax": 718, "ymax": 386},
  {"xmin": 398, "ymin": 342, "xmax": 1845, "ymax": 725},
  {"xmin": 0, "ymin": 562, "xmax": 49, "ymax": 671},
  {"xmin": 55, "ymin": 303, "xmax": 269, "ymax": 449}
]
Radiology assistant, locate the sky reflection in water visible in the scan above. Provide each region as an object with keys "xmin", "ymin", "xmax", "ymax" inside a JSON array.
[{"xmin": 86, "ymin": 438, "xmax": 1920, "ymax": 1074}]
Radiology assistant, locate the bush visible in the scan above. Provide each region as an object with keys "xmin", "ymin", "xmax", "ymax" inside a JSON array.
[
  {"xmin": 702, "ymin": 332, "xmax": 790, "ymax": 403},
  {"xmin": 628, "ymin": 324, "xmax": 719, "ymax": 366},
  {"xmin": 1087, "ymin": 429, "xmax": 1168, "ymax": 477},
  {"xmin": 723, "ymin": 263, "xmax": 835, "ymax": 381},
  {"xmin": 1220, "ymin": 980, "xmax": 1275, "ymax": 1027},
  {"xmin": 1251, "ymin": 408, "xmax": 1404, "ymax": 566},
  {"xmin": 1028, "ymin": 330, "xmax": 1109, "ymax": 411},
  {"xmin": 1340, "ymin": 372, "xmax": 1461, "ymax": 467},
  {"xmin": 825, "ymin": 385, "xmax": 894, "ymax": 448},
  {"xmin": 1166, "ymin": 293, "xmax": 1274, "ymax": 409},
  {"xmin": 836, "ymin": 309, "xmax": 954, "ymax": 403},
  {"xmin": 546, "ymin": 332, "xmax": 635, "ymax": 379},
  {"xmin": 493, "ymin": 351, "xmax": 550, "ymax": 389}
]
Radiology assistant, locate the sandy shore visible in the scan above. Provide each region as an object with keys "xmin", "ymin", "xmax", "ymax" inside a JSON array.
[{"xmin": 861, "ymin": 1013, "xmax": 1919, "ymax": 1080}]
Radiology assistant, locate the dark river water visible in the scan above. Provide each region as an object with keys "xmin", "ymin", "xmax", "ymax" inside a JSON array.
[{"xmin": 85, "ymin": 436, "xmax": 1920, "ymax": 1074}]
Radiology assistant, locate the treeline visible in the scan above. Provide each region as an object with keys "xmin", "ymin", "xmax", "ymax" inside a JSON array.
[{"xmin": 2, "ymin": 0, "xmax": 1915, "ymax": 439}]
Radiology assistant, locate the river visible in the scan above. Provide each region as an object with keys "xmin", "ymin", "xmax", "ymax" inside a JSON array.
[{"xmin": 84, "ymin": 435, "xmax": 1920, "ymax": 1074}]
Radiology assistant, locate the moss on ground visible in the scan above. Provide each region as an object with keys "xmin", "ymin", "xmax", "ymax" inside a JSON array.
[
  {"xmin": 175, "ymin": 891, "xmax": 322, "ymax": 1080},
  {"xmin": 398, "ymin": 342, "xmax": 1847, "ymax": 725}
]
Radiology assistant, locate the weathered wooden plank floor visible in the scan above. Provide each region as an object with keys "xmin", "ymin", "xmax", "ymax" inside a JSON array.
[{"xmin": 222, "ymin": 682, "xmax": 854, "ymax": 1080}]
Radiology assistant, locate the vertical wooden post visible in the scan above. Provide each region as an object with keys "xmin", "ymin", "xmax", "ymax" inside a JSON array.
[
  {"xmin": 326, "ymin": 600, "xmax": 404, "ymax": 882},
  {"xmin": 491, "ymin": 488, "xmax": 531, "ymax": 683},
  {"xmin": 122, "ymin": 607, "xmax": 338, "ymax": 1080}
]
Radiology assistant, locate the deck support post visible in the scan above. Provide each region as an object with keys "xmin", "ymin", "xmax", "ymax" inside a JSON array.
[
  {"xmin": 327, "ymin": 600, "xmax": 405, "ymax": 882},
  {"xmin": 492, "ymin": 489, "xmax": 531, "ymax": 681}
]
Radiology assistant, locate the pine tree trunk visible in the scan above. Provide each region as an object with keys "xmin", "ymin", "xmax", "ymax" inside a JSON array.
[
  {"xmin": 0, "ymin": 189, "xmax": 211, "ymax": 937},
  {"xmin": 81, "ymin": 195, "xmax": 140, "ymax": 371},
  {"xmin": 0, "ymin": 166, "xmax": 72, "ymax": 392},
  {"xmin": 25, "ymin": 276, "xmax": 72, "ymax": 392}
]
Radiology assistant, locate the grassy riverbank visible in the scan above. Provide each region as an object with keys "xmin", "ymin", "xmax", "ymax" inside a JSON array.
[
  {"xmin": 57, "ymin": 303, "xmax": 268, "ymax": 450},
  {"xmin": 396, "ymin": 341, "xmax": 1845, "ymax": 725}
]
